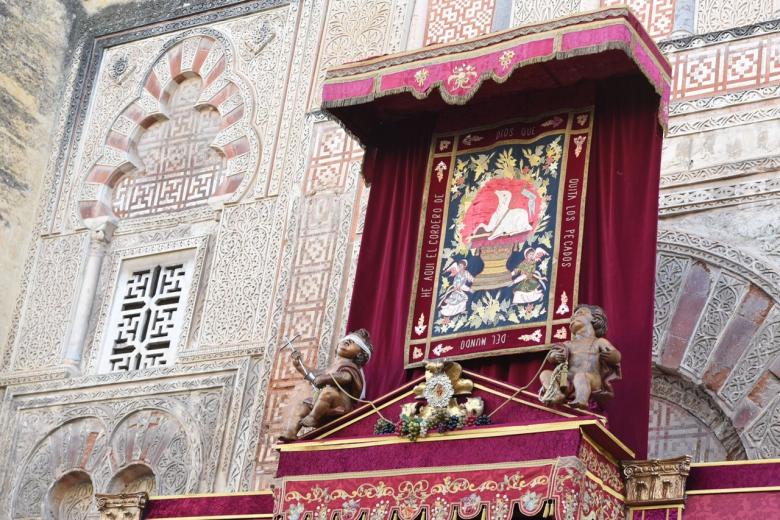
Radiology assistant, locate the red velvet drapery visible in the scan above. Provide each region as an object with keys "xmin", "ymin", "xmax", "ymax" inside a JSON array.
[{"xmin": 348, "ymin": 75, "xmax": 662, "ymax": 458}]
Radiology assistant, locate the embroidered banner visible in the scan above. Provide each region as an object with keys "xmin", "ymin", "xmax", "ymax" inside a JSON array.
[
  {"xmin": 405, "ymin": 110, "xmax": 594, "ymax": 367},
  {"xmin": 278, "ymin": 462, "xmax": 555, "ymax": 520}
]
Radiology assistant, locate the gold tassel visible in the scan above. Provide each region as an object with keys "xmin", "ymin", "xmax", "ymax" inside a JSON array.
[{"xmin": 559, "ymin": 362, "xmax": 569, "ymax": 391}]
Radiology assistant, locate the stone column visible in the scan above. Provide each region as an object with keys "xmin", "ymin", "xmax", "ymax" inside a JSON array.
[
  {"xmin": 95, "ymin": 492, "xmax": 148, "ymax": 520},
  {"xmin": 64, "ymin": 218, "xmax": 116, "ymax": 373},
  {"xmin": 671, "ymin": 0, "xmax": 696, "ymax": 38}
]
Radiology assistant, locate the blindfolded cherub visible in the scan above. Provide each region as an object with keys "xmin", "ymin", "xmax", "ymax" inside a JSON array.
[{"xmin": 279, "ymin": 329, "xmax": 373, "ymax": 442}]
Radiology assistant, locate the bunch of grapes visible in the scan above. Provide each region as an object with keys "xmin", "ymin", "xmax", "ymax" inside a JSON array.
[
  {"xmin": 475, "ymin": 414, "xmax": 492, "ymax": 426},
  {"xmin": 396, "ymin": 419, "xmax": 408, "ymax": 437},
  {"xmin": 465, "ymin": 415, "xmax": 477, "ymax": 427},
  {"xmin": 406, "ymin": 418, "xmax": 423, "ymax": 441},
  {"xmin": 433, "ymin": 408, "xmax": 449, "ymax": 422},
  {"xmin": 449, "ymin": 414, "xmax": 466, "ymax": 430},
  {"xmin": 374, "ymin": 418, "xmax": 396, "ymax": 435}
]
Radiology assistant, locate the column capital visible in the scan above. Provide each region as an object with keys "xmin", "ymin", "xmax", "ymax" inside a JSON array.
[
  {"xmin": 84, "ymin": 215, "xmax": 118, "ymax": 242},
  {"xmin": 95, "ymin": 492, "xmax": 148, "ymax": 520},
  {"xmin": 622, "ymin": 456, "xmax": 691, "ymax": 507}
]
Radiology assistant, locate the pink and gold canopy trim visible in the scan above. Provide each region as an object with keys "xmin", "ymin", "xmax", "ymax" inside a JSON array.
[{"xmin": 322, "ymin": 7, "xmax": 671, "ymax": 130}]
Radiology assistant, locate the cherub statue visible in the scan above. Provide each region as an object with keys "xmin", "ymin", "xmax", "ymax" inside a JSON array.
[
  {"xmin": 278, "ymin": 329, "xmax": 373, "ymax": 442},
  {"xmin": 539, "ymin": 304, "xmax": 621, "ymax": 409}
]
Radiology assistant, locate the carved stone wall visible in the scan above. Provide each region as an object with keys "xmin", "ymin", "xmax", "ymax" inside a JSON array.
[
  {"xmin": 651, "ymin": 0, "xmax": 780, "ymax": 463},
  {"xmin": 0, "ymin": 1, "xmax": 75, "ymax": 355},
  {"xmin": 3, "ymin": 0, "xmax": 780, "ymax": 512},
  {"xmin": 0, "ymin": 360, "xmax": 256, "ymax": 515},
  {"xmin": 4, "ymin": 233, "xmax": 88, "ymax": 373}
]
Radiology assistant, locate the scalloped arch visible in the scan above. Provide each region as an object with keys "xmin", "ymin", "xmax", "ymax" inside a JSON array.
[
  {"xmin": 11, "ymin": 417, "xmax": 108, "ymax": 518},
  {"xmin": 654, "ymin": 230, "xmax": 780, "ymax": 458},
  {"xmin": 78, "ymin": 29, "xmax": 259, "ymax": 224},
  {"xmin": 107, "ymin": 408, "xmax": 201, "ymax": 495}
]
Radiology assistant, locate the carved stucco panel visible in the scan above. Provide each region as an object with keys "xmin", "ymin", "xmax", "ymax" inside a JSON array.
[
  {"xmin": 55, "ymin": 5, "xmax": 295, "ymax": 232},
  {"xmin": 511, "ymin": 0, "xmax": 579, "ymax": 27},
  {"xmin": 56, "ymin": 36, "xmax": 170, "ymax": 233},
  {"xmin": 1, "ymin": 365, "xmax": 246, "ymax": 512},
  {"xmin": 653, "ymin": 254, "xmax": 691, "ymax": 357},
  {"xmin": 9, "ymin": 417, "xmax": 108, "ymax": 518},
  {"xmin": 696, "ymin": 0, "xmax": 774, "ymax": 33},
  {"xmin": 7, "ymin": 233, "xmax": 88, "ymax": 372},
  {"xmin": 744, "ymin": 395, "xmax": 780, "ymax": 457},
  {"xmin": 224, "ymin": 5, "xmax": 296, "ymax": 198},
  {"xmin": 308, "ymin": 0, "xmax": 412, "ymax": 110},
  {"xmin": 198, "ymin": 199, "xmax": 279, "ymax": 350}
]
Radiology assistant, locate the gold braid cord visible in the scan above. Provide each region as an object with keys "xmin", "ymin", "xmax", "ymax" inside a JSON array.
[
  {"xmin": 329, "ymin": 376, "xmax": 392, "ymax": 423},
  {"xmin": 488, "ymin": 351, "xmax": 552, "ymax": 418}
]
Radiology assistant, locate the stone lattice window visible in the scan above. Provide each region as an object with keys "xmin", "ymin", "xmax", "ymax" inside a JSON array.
[
  {"xmin": 648, "ymin": 396, "xmax": 728, "ymax": 462},
  {"xmin": 112, "ymin": 77, "xmax": 227, "ymax": 218},
  {"xmin": 101, "ymin": 251, "xmax": 196, "ymax": 372}
]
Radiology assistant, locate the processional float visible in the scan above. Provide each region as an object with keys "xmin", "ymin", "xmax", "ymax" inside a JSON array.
[{"xmin": 109, "ymin": 7, "xmax": 779, "ymax": 520}]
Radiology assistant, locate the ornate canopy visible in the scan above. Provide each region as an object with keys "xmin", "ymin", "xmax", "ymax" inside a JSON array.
[{"xmin": 322, "ymin": 7, "xmax": 671, "ymax": 145}]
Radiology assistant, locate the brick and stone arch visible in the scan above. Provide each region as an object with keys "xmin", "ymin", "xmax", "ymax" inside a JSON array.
[
  {"xmin": 650, "ymin": 369, "xmax": 747, "ymax": 461},
  {"xmin": 11, "ymin": 418, "xmax": 107, "ymax": 519},
  {"xmin": 107, "ymin": 463, "xmax": 156, "ymax": 495},
  {"xmin": 46, "ymin": 470, "xmax": 99, "ymax": 520},
  {"xmin": 652, "ymin": 230, "xmax": 780, "ymax": 458},
  {"xmin": 108, "ymin": 409, "xmax": 200, "ymax": 496},
  {"xmin": 78, "ymin": 29, "xmax": 259, "ymax": 225}
]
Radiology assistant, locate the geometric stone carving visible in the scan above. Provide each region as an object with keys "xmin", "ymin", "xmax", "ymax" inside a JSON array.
[
  {"xmin": 86, "ymin": 236, "xmax": 207, "ymax": 375},
  {"xmin": 651, "ymin": 371, "xmax": 747, "ymax": 461},
  {"xmin": 252, "ymin": 122, "xmax": 363, "ymax": 486},
  {"xmin": 657, "ymin": 230, "xmax": 780, "ymax": 305},
  {"xmin": 653, "ymin": 254, "xmax": 691, "ymax": 356},
  {"xmin": 649, "ymin": 397, "xmax": 729, "ymax": 462},
  {"xmin": 659, "ymin": 175, "xmax": 780, "ymax": 214},
  {"xmin": 652, "ymin": 231, "xmax": 780, "ymax": 459},
  {"xmin": 425, "ymin": 0, "xmax": 496, "ymax": 45},
  {"xmin": 79, "ymin": 31, "xmax": 259, "ymax": 224},
  {"xmin": 103, "ymin": 260, "xmax": 189, "ymax": 372},
  {"xmin": 660, "ymin": 154, "xmax": 780, "ymax": 188},
  {"xmin": 112, "ymin": 78, "xmax": 227, "ymax": 219},
  {"xmin": 602, "ymin": 0, "xmax": 675, "ymax": 38},
  {"xmin": 622, "ymin": 456, "xmax": 691, "ymax": 507},
  {"xmin": 95, "ymin": 492, "xmax": 148, "ymax": 520}
]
